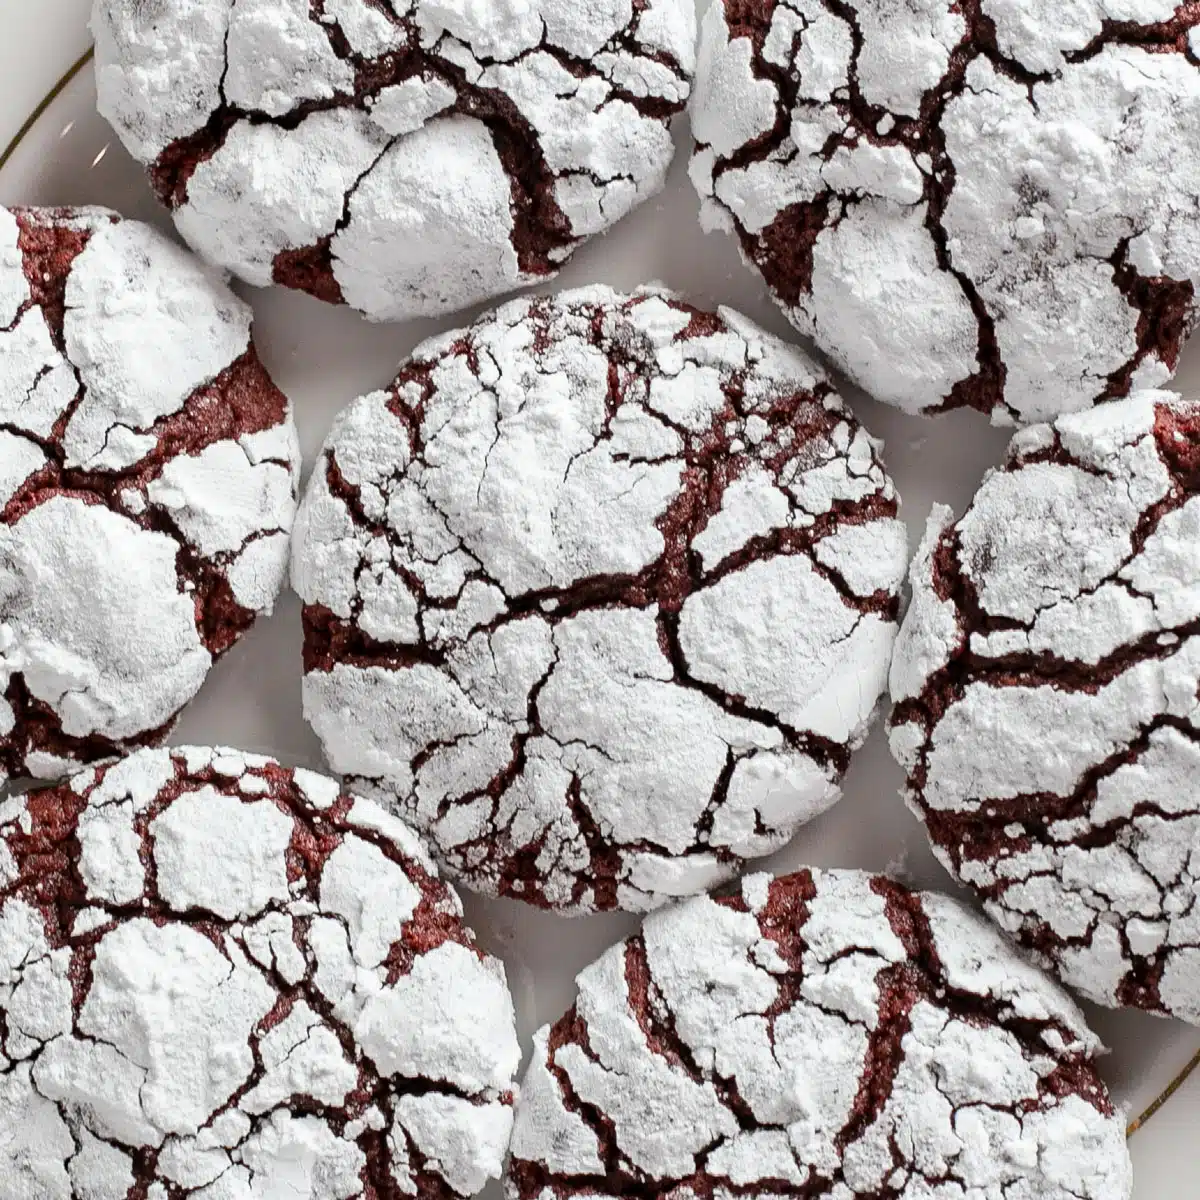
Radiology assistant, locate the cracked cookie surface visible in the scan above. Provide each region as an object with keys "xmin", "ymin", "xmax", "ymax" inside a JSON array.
[
  {"xmin": 292, "ymin": 285, "xmax": 908, "ymax": 915},
  {"xmin": 92, "ymin": 0, "xmax": 696, "ymax": 322},
  {"xmin": 890, "ymin": 391, "xmax": 1200, "ymax": 1022},
  {"xmin": 0, "ymin": 206, "xmax": 299, "ymax": 789},
  {"xmin": 505, "ymin": 867, "xmax": 1132, "ymax": 1200},
  {"xmin": 689, "ymin": 0, "xmax": 1200, "ymax": 424},
  {"xmin": 0, "ymin": 744, "xmax": 521, "ymax": 1199}
]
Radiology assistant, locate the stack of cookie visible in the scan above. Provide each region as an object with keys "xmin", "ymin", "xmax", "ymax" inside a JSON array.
[{"xmin": 2, "ymin": 1, "xmax": 1198, "ymax": 1196}]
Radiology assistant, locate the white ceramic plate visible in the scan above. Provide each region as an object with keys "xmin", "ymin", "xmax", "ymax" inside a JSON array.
[{"xmin": 1, "ymin": 2, "xmax": 1198, "ymax": 1193}]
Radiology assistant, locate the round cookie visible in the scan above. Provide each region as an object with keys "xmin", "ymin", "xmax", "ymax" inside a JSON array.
[
  {"xmin": 689, "ymin": 1, "xmax": 1200, "ymax": 425},
  {"xmin": 93, "ymin": 0, "xmax": 697, "ymax": 322},
  {"xmin": 293, "ymin": 285, "xmax": 909, "ymax": 914},
  {"xmin": 0, "ymin": 745, "xmax": 521, "ymax": 1199},
  {"xmin": 890, "ymin": 391, "xmax": 1200, "ymax": 1022},
  {"xmin": 505, "ymin": 867, "xmax": 1132, "ymax": 1200},
  {"xmin": 0, "ymin": 206, "xmax": 299, "ymax": 787}
]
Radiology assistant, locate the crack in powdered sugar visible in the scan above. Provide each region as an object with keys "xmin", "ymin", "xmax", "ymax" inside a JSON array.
[
  {"xmin": 0, "ymin": 745, "xmax": 521, "ymax": 1199},
  {"xmin": 690, "ymin": 0, "xmax": 1200, "ymax": 424},
  {"xmin": 292, "ymin": 285, "xmax": 909, "ymax": 915},
  {"xmin": 504, "ymin": 868, "xmax": 1132, "ymax": 1200},
  {"xmin": 92, "ymin": 0, "xmax": 697, "ymax": 321},
  {"xmin": 890, "ymin": 391, "xmax": 1200, "ymax": 1023},
  {"xmin": 0, "ymin": 206, "xmax": 299, "ymax": 788}
]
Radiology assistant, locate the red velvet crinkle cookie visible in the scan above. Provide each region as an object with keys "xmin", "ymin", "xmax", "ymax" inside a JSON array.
[
  {"xmin": 0, "ymin": 745, "xmax": 521, "ymax": 1199},
  {"xmin": 0, "ymin": 206, "xmax": 299, "ymax": 788},
  {"xmin": 505, "ymin": 868, "xmax": 1132, "ymax": 1200},
  {"xmin": 891, "ymin": 392, "xmax": 1200, "ymax": 1023},
  {"xmin": 292, "ymin": 285, "xmax": 908, "ymax": 915},
  {"xmin": 92, "ymin": 0, "xmax": 697, "ymax": 322},
  {"xmin": 689, "ymin": 0, "xmax": 1200, "ymax": 425}
]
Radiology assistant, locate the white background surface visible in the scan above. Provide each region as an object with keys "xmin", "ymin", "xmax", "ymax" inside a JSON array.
[{"xmin": 0, "ymin": 0, "xmax": 1198, "ymax": 1192}]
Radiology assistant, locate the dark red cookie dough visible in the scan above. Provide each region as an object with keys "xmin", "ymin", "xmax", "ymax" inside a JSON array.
[
  {"xmin": 505, "ymin": 868, "xmax": 1132, "ymax": 1200},
  {"xmin": 0, "ymin": 205, "xmax": 298, "ymax": 788}
]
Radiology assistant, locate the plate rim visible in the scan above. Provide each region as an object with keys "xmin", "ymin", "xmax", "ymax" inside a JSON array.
[
  {"xmin": 0, "ymin": 46, "xmax": 93, "ymax": 176},
  {"xmin": 2, "ymin": 40, "xmax": 1198, "ymax": 1145}
]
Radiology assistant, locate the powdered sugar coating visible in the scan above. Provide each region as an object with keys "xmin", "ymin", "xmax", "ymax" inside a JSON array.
[
  {"xmin": 293, "ymin": 285, "xmax": 907, "ymax": 914},
  {"xmin": 690, "ymin": 0, "xmax": 1200, "ymax": 424},
  {"xmin": 0, "ymin": 207, "xmax": 299, "ymax": 787},
  {"xmin": 505, "ymin": 867, "xmax": 1132, "ymax": 1200},
  {"xmin": 0, "ymin": 745, "xmax": 520, "ymax": 1199},
  {"xmin": 93, "ymin": 0, "xmax": 696, "ymax": 322},
  {"xmin": 890, "ymin": 391, "xmax": 1200, "ymax": 1022}
]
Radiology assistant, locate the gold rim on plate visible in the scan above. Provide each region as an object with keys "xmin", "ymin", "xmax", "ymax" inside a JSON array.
[
  {"xmin": 1, "ymin": 38, "xmax": 1198, "ymax": 1146},
  {"xmin": 0, "ymin": 47, "xmax": 94, "ymax": 176}
]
